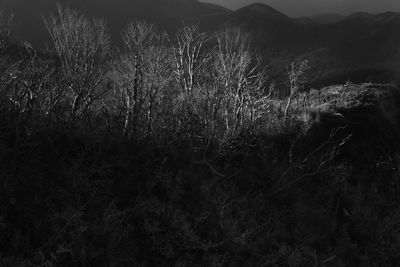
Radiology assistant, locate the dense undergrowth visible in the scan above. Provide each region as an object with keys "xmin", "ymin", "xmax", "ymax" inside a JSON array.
[
  {"xmin": 2, "ymin": 101, "xmax": 400, "ymax": 267},
  {"xmin": 2, "ymin": 4, "xmax": 400, "ymax": 267}
]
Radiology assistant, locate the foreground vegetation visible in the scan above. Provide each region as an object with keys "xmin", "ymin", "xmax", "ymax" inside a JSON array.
[{"xmin": 1, "ymin": 5, "xmax": 400, "ymax": 267}]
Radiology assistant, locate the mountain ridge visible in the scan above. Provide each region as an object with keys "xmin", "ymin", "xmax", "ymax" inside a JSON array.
[
  {"xmin": 2, "ymin": 0, "xmax": 400, "ymax": 87},
  {"xmin": 307, "ymin": 13, "xmax": 345, "ymax": 24},
  {"xmin": 2, "ymin": 0, "xmax": 230, "ymax": 46}
]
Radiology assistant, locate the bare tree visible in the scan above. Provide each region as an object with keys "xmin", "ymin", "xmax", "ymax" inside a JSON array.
[
  {"xmin": 0, "ymin": 39, "xmax": 61, "ymax": 128},
  {"xmin": 172, "ymin": 25, "xmax": 209, "ymax": 95},
  {"xmin": 6, "ymin": 57, "xmax": 53, "ymax": 120},
  {"xmin": 213, "ymin": 28, "xmax": 268, "ymax": 136},
  {"xmin": 114, "ymin": 21, "xmax": 172, "ymax": 137},
  {"xmin": 284, "ymin": 59, "xmax": 309, "ymax": 118},
  {"xmin": 44, "ymin": 4, "xmax": 110, "ymax": 122},
  {"xmin": 170, "ymin": 25, "xmax": 211, "ymax": 136},
  {"xmin": 143, "ymin": 41, "xmax": 172, "ymax": 135}
]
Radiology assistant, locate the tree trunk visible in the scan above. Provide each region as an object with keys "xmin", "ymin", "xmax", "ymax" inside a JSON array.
[{"xmin": 284, "ymin": 94, "xmax": 293, "ymax": 118}]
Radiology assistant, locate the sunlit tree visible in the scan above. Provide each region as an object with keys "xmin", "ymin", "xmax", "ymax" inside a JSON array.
[
  {"xmin": 114, "ymin": 21, "xmax": 172, "ymax": 137},
  {"xmin": 284, "ymin": 59, "xmax": 309, "ymax": 118},
  {"xmin": 44, "ymin": 4, "xmax": 110, "ymax": 121},
  {"xmin": 213, "ymin": 28, "xmax": 268, "ymax": 136},
  {"xmin": 172, "ymin": 25, "xmax": 209, "ymax": 94}
]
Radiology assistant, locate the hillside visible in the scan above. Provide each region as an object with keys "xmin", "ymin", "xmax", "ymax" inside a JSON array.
[
  {"xmin": 218, "ymin": 3, "xmax": 323, "ymax": 52},
  {"xmin": 306, "ymin": 84, "xmax": 400, "ymax": 157},
  {"xmin": 1, "ymin": 0, "xmax": 230, "ymax": 46},
  {"xmin": 2, "ymin": 81, "xmax": 400, "ymax": 266},
  {"xmin": 307, "ymin": 13, "xmax": 345, "ymax": 24},
  {"xmin": 216, "ymin": 4, "xmax": 400, "ymax": 87}
]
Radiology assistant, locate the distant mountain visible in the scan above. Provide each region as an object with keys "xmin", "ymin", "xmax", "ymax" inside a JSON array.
[
  {"xmin": 209, "ymin": 4, "xmax": 400, "ymax": 87},
  {"xmin": 236, "ymin": 3, "xmax": 289, "ymax": 21},
  {"xmin": 216, "ymin": 3, "xmax": 323, "ymax": 53},
  {"xmin": 307, "ymin": 13, "xmax": 345, "ymax": 24},
  {"xmin": 2, "ymin": 0, "xmax": 400, "ymax": 87},
  {"xmin": 1, "ymin": 0, "xmax": 230, "ymax": 46}
]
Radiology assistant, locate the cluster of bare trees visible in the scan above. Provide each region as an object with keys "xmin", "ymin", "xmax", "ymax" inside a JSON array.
[
  {"xmin": 111, "ymin": 20, "xmax": 271, "ymax": 139},
  {"xmin": 0, "ymin": 5, "xmax": 309, "ymax": 139},
  {"xmin": 4, "ymin": 54, "xmax": 54, "ymax": 122}
]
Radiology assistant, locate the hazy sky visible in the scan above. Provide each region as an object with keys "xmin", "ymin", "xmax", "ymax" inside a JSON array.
[{"xmin": 207, "ymin": 0, "xmax": 399, "ymax": 16}]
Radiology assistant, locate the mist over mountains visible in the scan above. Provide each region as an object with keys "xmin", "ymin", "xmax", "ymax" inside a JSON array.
[{"xmin": 2, "ymin": 0, "xmax": 400, "ymax": 87}]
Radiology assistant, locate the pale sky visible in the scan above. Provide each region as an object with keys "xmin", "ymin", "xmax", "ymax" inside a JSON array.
[{"xmin": 206, "ymin": 0, "xmax": 399, "ymax": 17}]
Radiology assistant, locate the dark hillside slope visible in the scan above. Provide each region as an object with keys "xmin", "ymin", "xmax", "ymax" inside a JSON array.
[
  {"xmin": 303, "ymin": 12, "xmax": 400, "ymax": 86},
  {"xmin": 304, "ymin": 84, "xmax": 400, "ymax": 164},
  {"xmin": 210, "ymin": 4, "xmax": 400, "ymax": 87},
  {"xmin": 2, "ymin": 84, "xmax": 400, "ymax": 265},
  {"xmin": 220, "ymin": 3, "xmax": 324, "ymax": 53},
  {"xmin": 1, "ymin": 0, "xmax": 230, "ymax": 46}
]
